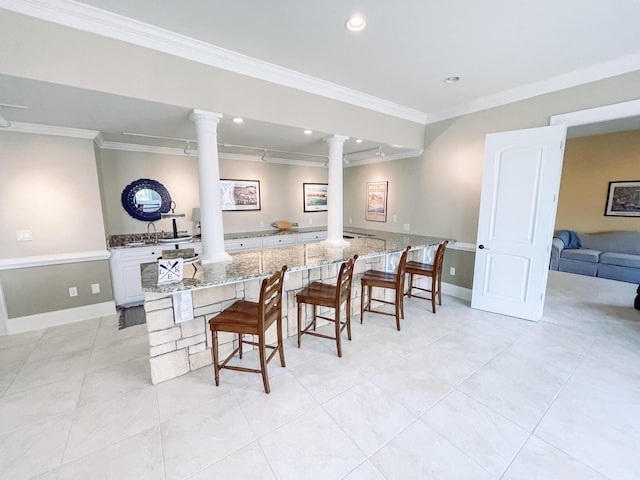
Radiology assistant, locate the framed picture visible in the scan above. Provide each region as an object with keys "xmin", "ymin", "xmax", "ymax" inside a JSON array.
[
  {"xmin": 604, "ymin": 180, "xmax": 640, "ymax": 217},
  {"xmin": 303, "ymin": 183, "xmax": 328, "ymax": 212},
  {"xmin": 366, "ymin": 181, "xmax": 388, "ymax": 222},
  {"xmin": 220, "ymin": 179, "xmax": 261, "ymax": 211}
]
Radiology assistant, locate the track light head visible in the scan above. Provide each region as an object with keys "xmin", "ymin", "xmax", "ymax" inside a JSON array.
[
  {"xmin": 261, "ymin": 150, "xmax": 269, "ymax": 161},
  {"xmin": 0, "ymin": 112, "xmax": 10, "ymax": 128},
  {"xmin": 183, "ymin": 141, "xmax": 192, "ymax": 155}
]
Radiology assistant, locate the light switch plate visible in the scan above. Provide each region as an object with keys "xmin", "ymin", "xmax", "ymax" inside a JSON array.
[
  {"xmin": 16, "ymin": 229, "xmax": 33, "ymax": 241},
  {"xmin": 91, "ymin": 283, "xmax": 100, "ymax": 294}
]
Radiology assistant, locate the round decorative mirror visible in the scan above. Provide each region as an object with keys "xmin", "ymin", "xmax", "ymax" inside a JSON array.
[{"xmin": 121, "ymin": 178, "xmax": 171, "ymax": 221}]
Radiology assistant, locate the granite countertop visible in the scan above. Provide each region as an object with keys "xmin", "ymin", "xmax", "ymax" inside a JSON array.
[{"xmin": 141, "ymin": 230, "xmax": 450, "ymax": 294}]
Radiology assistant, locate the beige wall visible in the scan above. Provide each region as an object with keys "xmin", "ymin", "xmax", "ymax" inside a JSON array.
[
  {"xmin": 0, "ymin": 132, "xmax": 107, "ymax": 257},
  {"xmin": 0, "ymin": 131, "xmax": 112, "ymax": 321},
  {"xmin": 97, "ymin": 148, "xmax": 329, "ymax": 235},
  {"xmin": 556, "ymin": 130, "xmax": 640, "ymax": 233}
]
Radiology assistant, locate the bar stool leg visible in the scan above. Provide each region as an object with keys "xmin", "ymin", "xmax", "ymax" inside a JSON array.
[{"xmin": 212, "ymin": 330, "xmax": 220, "ymax": 386}]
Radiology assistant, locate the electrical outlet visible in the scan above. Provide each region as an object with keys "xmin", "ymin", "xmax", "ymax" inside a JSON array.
[
  {"xmin": 69, "ymin": 287, "xmax": 78, "ymax": 297},
  {"xmin": 403, "ymin": 223, "xmax": 410, "ymax": 231},
  {"xmin": 393, "ymin": 214, "xmax": 397, "ymax": 222},
  {"xmin": 91, "ymin": 283, "xmax": 100, "ymax": 294},
  {"xmin": 349, "ymin": 218, "xmax": 352, "ymax": 225},
  {"xmin": 259, "ymin": 221, "xmax": 264, "ymax": 228},
  {"xmin": 308, "ymin": 218, "xmax": 313, "ymax": 225},
  {"xmin": 449, "ymin": 267, "xmax": 456, "ymax": 276}
]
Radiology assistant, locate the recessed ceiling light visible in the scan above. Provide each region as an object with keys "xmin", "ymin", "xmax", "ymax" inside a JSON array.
[
  {"xmin": 232, "ymin": 117, "xmax": 243, "ymax": 124},
  {"xmin": 444, "ymin": 76, "xmax": 461, "ymax": 84},
  {"xmin": 355, "ymin": 139, "xmax": 363, "ymax": 143},
  {"xmin": 345, "ymin": 14, "xmax": 367, "ymax": 32},
  {"xmin": 303, "ymin": 129, "xmax": 313, "ymax": 135}
]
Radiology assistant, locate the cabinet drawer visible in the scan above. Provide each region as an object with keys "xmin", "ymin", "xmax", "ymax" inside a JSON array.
[
  {"xmin": 262, "ymin": 234, "xmax": 298, "ymax": 247},
  {"xmin": 119, "ymin": 247, "xmax": 160, "ymax": 261},
  {"xmin": 297, "ymin": 231, "xmax": 327, "ymax": 243},
  {"xmin": 225, "ymin": 237, "xmax": 262, "ymax": 251}
]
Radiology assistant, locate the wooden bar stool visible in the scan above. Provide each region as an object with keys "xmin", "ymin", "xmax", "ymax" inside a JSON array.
[
  {"xmin": 208, "ymin": 265, "xmax": 287, "ymax": 394},
  {"xmin": 405, "ymin": 240, "xmax": 449, "ymax": 313},
  {"xmin": 360, "ymin": 246, "xmax": 411, "ymax": 330},
  {"xmin": 296, "ymin": 255, "xmax": 358, "ymax": 357}
]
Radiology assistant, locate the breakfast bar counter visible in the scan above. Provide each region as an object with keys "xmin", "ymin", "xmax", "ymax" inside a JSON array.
[{"xmin": 140, "ymin": 229, "xmax": 450, "ymax": 384}]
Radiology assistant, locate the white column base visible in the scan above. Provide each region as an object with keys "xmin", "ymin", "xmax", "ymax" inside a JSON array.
[
  {"xmin": 201, "ymin": 252, "xmax": 233, "ymax": 264},
  {"xmin": 322, "ymin": 238, "xmax": 350, "ymax": 247}
]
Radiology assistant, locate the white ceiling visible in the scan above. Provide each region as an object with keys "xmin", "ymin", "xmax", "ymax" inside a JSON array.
[{"xmin": 1, "ymin": 0, "xmax": 640, "ymax": 160}]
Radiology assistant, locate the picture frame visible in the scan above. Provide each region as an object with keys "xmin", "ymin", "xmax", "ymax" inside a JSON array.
[
  {"xmin": 303, "ymin": 183, "xmax": 328, "ymax": 212},
  {"xmin": 220, "ymin": 179, "xmax": 261, "ymax": 211},
  {"xmin": 366, "ymin": 181, "xmax": 388, "ymax": 222},
  {"xmin": 604, "ymin": 180, "xmax": 640, "ymax": 217}
]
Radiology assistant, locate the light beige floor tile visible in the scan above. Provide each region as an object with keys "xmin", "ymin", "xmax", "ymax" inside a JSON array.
[
  {"xmin": 94, "ymin": 321, "xmax": 147, "ymax": 346},
  {"xmin": 290, "ymin": 352, "xmax": 366, "ymax": 403},
  {"xmin": 41, "ymin": 318, "xmax": 100, "ymax": 340},
  {"xmin": 0, "ymin": 370, "xmax": 16, "ymax": 397},
  {"xmin": 259, "ymin": 407, "xmax": 365, "ymax": 480},
  {"xmin": 422, "ymin": 389, "xmax": 529, "ymax": 477},
  {"xmin": 0, "ymin": 329, "xmax": 43, "ymax": 350},
  {"xmin": 0, "ymin": 379, "xmax": 82, "ymax": 435},
  {"xmin": 458, "ymin": 346, "xmax": 580, "ymax": 431},
  {"xmin": 64, "ymin": 385, "xmax": 159, "ymax": 462},
  {"xmin": 502, "ymin": 436, "xmax": 607, "ymax": 480},
  {"xmin": 0, "ymin": 343, "xmax": 36, "ymax": 372},
  {"xmin": 188, "ymin": 441, "xmax": 275, "ymax": 480},
  {"xmin": 0, "ymin": 412, "xmax": 73, "ymax": 480},
  {"xmin": 370, "ymin": 419, "xmax": 493, "ymax": 480},
  {"xmin": 29, "ymin": 469, "xmax": 59, "ymax": 480},
  {"xmin": 535, "ymin": 386, "xmax": 640, "ymax": 479},
  {"xmin": 342, "ymin": 461, "xmax": 386, "ymax": 480},
  {"xmin": 27, "ymin": 328, "xmax": 97, "ymax": 363},
  {"xmin": 87, "ymin": 332, "xmax": 149, "ymax": 371},
  {"xmin": 6, "ymin": 349, "xmax": 90, "ymax": 396},
  {"xmin": 79, "ymin": 355, "xmax": 151, "ymax": 407},
  {"xmin": 324, "ymin": 379, "xmax": 416, "ymax": 456},
  {"xmin": 161, "ymin": 393, "xmax": 254, "ymax": 480},
  {"xmin": 370, "ymin": 357, "xmax": 455, "ymax": 415},
  {"xmin": 235, "ymin": 370, "xmax": 317, "ymax": 437},
  {"xmin": 156, "ymin": 366, "xmax": 231, "ymax": 423},
  {"xmin": 58, "ymin": 426, "xmax": 164, "ymax": 480}
]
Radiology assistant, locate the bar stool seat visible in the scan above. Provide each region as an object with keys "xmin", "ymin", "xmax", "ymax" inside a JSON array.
[
  {"xmin": 405, "ymin": 240, "xmax": 448, "ymax": 313},
  {"xmin": 208, "ymin": 265, "xmax": 287, "ymax": 394},
  {"xmin": 360, "ymin": 246, "xmax": 411, "ymax": 330},
  {"xmin": 296, "ymin": 255, "xmax": 358, "ymax": 357}
]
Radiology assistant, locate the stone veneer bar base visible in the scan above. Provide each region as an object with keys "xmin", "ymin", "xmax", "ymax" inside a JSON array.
[{"xmin": 144, "ymin": 254, "xmax": 400, "ymax": 384}]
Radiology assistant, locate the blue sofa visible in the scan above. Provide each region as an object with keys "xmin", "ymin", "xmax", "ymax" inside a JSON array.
[{"xmin": 550, "ymin": 230, "xmax": 640, "ymax": 284}]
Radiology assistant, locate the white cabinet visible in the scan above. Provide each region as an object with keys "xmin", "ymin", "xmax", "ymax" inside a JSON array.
[
  {"xmin": 109, "ymin": 242, "xmax": 201, "ymax": 306},
  {"xmin": 262, "ymin": 234, "xmax": 298, "ymax": 247},
  {"xmin": 297, "ymin": 231, "xmax": 327, "ymax": 243},
  {"xmin": 225, "ymin": 237, "xmax": 262, "ymax": 252}
]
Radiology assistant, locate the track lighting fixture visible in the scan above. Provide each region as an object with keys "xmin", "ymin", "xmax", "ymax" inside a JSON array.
[
  {"xmin": 183, "ymin": 141, "xmax": 192, "ymax": 155},
  {"xmin": 0, "ymin": 113, "xmax": 9, "ymax": 128},
  {"xmin": 0, "ymin": 103, "xmax": 29, "ymax": 128},
  {"xmin": 261, "ymin": 150, "xmax": 269, "ymax": 161}
]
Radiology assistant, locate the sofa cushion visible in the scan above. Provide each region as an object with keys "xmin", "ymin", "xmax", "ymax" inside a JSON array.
[
  {"xmin": 561, "ymin": 248, "xmax": 600, "ymax": 263},
  {"xmin": 598, "ymin": 264, "xmax": 640, "ymax": 284},
  {"xmin": 579, "ymin": 231, "xmax": 640, "ymax": 256},
  {"xmin": 599, "ymin": 252, "xmax": 640, "ymax": 269},
  {"xmin": 558, "ymin": 258, "xmax": 598, "ymax": 276}
]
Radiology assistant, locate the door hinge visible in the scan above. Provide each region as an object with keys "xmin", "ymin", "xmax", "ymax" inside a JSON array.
[{"xmin": 560, "ymin": 140, "xmax": 564, "ymax": 150}]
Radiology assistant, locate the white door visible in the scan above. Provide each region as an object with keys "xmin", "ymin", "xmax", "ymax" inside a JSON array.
[{"xmin": 471, "ymin": 125, "xmax": 567, "ymax": 321}]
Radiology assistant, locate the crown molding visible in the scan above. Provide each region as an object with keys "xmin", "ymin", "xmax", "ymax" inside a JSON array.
[
  {"xmin": 95, "ymin": 138, "xmax": 329, "ymax": 167},
  {"xmin": 2, "ymin": 0, "xmax": 427, "ymax": 124},
  {"xmin": 2, "ymin": 121, "xmax": 99, "ymax": 139},
  {"xmin": 426, "ymin": 52, "xmax": 640, "ymax": 124}
]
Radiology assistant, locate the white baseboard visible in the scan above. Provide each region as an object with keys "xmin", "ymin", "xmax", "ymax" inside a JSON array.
[
  {"xmin": 5, "ymin": 301, "xmax": 117, "ymax": 335},
  {"xmin": 442, "ymin": 282, "xmax": 472, "ymax": 301}
]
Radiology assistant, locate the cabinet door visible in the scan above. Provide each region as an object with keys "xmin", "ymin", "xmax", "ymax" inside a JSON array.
[{"xmin": 121, "ymin": 262, "xmax": 145, "ymax": 305}]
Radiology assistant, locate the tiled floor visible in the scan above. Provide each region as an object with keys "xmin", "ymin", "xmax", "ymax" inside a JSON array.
[{"xmin": 0, "ymin": 271, "xmax": 639, "ymax": 479}]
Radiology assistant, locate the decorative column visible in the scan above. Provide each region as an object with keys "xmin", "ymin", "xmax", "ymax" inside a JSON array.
[
  {"xmin": 323, "ymin": 134, "xmax": 350, "ymax": 246},
  {"xmin": 189, "ymin": 109, "xmax": 232, "ymax": 264}
]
